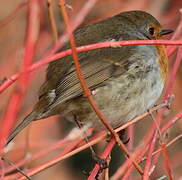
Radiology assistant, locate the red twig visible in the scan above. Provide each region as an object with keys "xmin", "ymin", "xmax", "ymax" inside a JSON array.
[
  {"xmin": 8, "ymin": 139, "xmax": 82, "ymax": 180},
  {"xmin": 112, "ymin": 106, "xmax": 182, "ymax": 179},
  {"xmin": 0, "ymin": 159, "xmax": 5, "ymax": 179},
  {"xmin": 121, "ymin": 133, "xmax": 182, "ymax": 180},
  {"xmin": 144, "ymin": 134, "xmax": 182, "ymax": 164},
  {"xmin": 1, "ymin": 1, "xmax": 181, "ymax": 179},
  {"xmin": 0, "ymin": 0, "xmax": 40, "ymax": 154},
  {"xmin": 88, "ymin": 138, "xmax": 116, "ymax": 180},
  {"xmin": 47, "ymin": 0, "xmax": 59, "ymax": 42},
  {"xmin": 167, "ymin": 9, "xmax": 182, "ymax": 56},
  {"xmin": 111, "ymin": 110, "xmax": 182, "ymax": 180},
  {"xmin": 160, "ymin": 142, "xmax": 173, "ymax": 180},
  {"xmin": 0, "ymin": 93, "xmax": 22, "ymax": 154},
  {"xmin": 143, "ymin": 131, "xmax": 158, "ymax": 180},
  {"xmin": 164, "ymin": 46, "xmax": 182, "ymax": 99},
  {"xmin": 127, "ymin": 125, "xmax": 134, "ymax": 151},
  {"xmin": 141, "ymin": 45, "xmax": 182, "ymax": 179},
  {"xmin": 20, "ymin": 0, "xmax": 40, "ymax": 90},
  {"xmin": 144, "ymin": 45, "xmax": 182, "ymax": 179},
  {"xmin": 161, "ymin": 111, "xmax": 182, "ymax": 132},
  {"xmin": 4, "ymin": 137, "xmax": 74, "ymax": 174},
  {"xmin": 48, "ymin": 0, "xmax": 98, "ymax": 55},
  {"xmin": 4, "ymin": 104, "xmax": 165, "ymax": 178},
  {"xmin": 150, "ymin": 110, "xmax": 182, "ymax": 176},
  {"xmin": 0, "ymin": 0, "xmax": 100, "ymax": 93},
  {"xmin": 59, "ymin": 0, "xmax": 143, "ymax": 175},
  {"xmin": 0, "ymin": 39, "xmax": 181, "ymax": 93},
  {"xmin": 58, "ymin": 0, "xmax": 92, "ymax": 99}
]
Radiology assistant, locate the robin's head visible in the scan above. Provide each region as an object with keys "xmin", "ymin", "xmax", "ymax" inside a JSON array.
[{"xmin": 116, "ymin": 10, "xmax": 173, "ymax": 40}]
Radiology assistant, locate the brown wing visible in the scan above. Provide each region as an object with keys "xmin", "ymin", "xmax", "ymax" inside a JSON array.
[
  {"xmin": 37, "ymin": 15, "xmax": 140, "ymax": 114},
  {"xmin": 45, "ymin": 46, "xmax": 134, "ymax": 111},
  {"xmin": 38, "ymin": 14, "xmax": 137, "ymax": 99}
]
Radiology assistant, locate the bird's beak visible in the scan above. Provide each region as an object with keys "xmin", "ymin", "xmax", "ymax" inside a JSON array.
[{"xmin": 160, "ymin": 29, "xmax": 174, "ymax": 36}]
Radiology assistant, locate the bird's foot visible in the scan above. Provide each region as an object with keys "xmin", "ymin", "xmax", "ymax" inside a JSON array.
[
  {"xmin": 93, "ymin": 155, "xmax": 108, "ymax": 170},
  {"xmin": 118, "ymin": 129, "xmax": 130, "ymax": 144}
]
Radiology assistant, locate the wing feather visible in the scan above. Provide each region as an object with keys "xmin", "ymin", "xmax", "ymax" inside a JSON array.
[{"xmin": 47, "ymin": 47, "xmax": 133, "ymax": 110}]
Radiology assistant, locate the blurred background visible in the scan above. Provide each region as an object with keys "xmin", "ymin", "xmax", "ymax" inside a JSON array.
[{"xmin": 0, "ymin": 0, "xmax": 182, "ymax": 179}]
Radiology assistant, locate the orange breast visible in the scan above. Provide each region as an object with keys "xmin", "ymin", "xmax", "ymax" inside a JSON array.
[{"xmin": 156, "ymin": 45, "xmax": 168, "ymax": 82}]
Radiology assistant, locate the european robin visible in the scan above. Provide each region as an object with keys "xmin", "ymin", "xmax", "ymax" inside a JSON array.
[{"xmin": 7, "ymin": 10, "xmax": 173, "ymax": 144}]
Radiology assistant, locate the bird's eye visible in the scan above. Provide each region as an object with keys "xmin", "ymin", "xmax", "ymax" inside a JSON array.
[{"xmin": 148, "ymin": 27, "xmax": 155, "ymax": 36}]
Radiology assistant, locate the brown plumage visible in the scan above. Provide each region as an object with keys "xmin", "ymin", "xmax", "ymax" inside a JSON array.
[{"xmin": 7, "ymin": 10, "xmax": 173, "ymax": 144}]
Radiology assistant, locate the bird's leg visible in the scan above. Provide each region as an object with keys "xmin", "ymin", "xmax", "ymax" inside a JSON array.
[
  {"xmin": 73, "ymin": 115, "xmax": 108, "ymax": 175},
  {"xmin": 118, "ymin": 129, "xmax": 130, "ymax": 145}
]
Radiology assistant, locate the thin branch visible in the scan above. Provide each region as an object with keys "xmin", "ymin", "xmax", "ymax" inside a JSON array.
[
  {"xmin": 111, "ymin": 109, "xmax": 182, "ymax": 180},
  {"xmin": 160, "ymin": 142, "xmax": 173, "ymax": 180},
  {"xmin": 2, "ymin": 157, "xmax": 31, "ymax": 180},
  {"xmin": 5, "ymin": 139, "xmax": 82, "ymax": 180},
  {"xmin": 143, "ymin": 131, "xmax": 158, "ymax": 180},
  {"xmin": 5, "ymin": 102, "xmax": 171, "ymax": 179},
  {"xmin": 164, "ymin": 46, "xmax": 182, "ymax": 99},
  {"xmin": 88, "ymin": 138, "xmax": 116, "ymax": 179},
  {"xmin": 167, "ymin": 9, "xmax": 182, "ymax": 56},
  {"xmin": 152, "ymin": 133, "xmax": 182, "ymax": 158},
  {"xmin": 0, "ymin": 39, "xmax": 181, "ymax": 93},
  {"xmin": 47, "ymin": 0, "xmax": 58, "ymax": 42},
  {"xmin": 0, "ymin": 0, "xmax": 40, "ymax": 154},
  {"xmin": 59, "ymin": 0, "xmax": 143, "ymax": 175},
  {"xmin": 3, "ymin": 136, "xmax": 75, "ymax": 174}
]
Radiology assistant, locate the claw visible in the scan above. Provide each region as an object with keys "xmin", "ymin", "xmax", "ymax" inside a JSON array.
[
  {"xmin": 118, "ymin": 129, "xmax": 130, "ymax": 144},
  {"xmin": 93, "ymin": 155, "xmax": 108, "ymax": 170}
]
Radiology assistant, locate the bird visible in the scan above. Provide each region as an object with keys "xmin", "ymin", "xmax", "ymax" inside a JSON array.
[{"xmin": 7, "ymin": 10, "xmax": 173, "ymax": 144}]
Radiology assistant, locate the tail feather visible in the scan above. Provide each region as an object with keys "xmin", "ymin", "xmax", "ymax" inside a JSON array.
[{"xmin": 7, "ymin": 111, "xmax": 37, "ymax": 145}]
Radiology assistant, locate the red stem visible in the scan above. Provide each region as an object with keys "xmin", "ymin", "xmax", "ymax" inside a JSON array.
[
  {"xmin": 143, "ymin": 131, "xmax": 158, "ymax": 180},
  {"xmin": 150, "ymin": 110, "xmax": 182, "ymax": 177},
  {"xmin": 0, "ymin": 0, "xmax": 40, "ymax": 154},
  {"xmin": 167, "ymin": 10, "xmax": 182, "ymax": 56},
  {"xmin": 19, "ymin": 0, "xmax": 40, "ymax": 91},
  {"xmin": 0, "ymin": 40, "xmax": 182, "ymax": 93},
  {"xmin": 0, "ymin": 92, "xmax": 22, "ymax": 154},
  {"xmin": 164, "ymin": 46, "xmax": 182, "ymax": 99},
  {"xmin": 59, "ymin": 0, "xmax": 143, "ymax": 175},
  {"xmin": 4, "ymin": 138, "xmax": 73, "ymax": 174},
  {"xmin": 160, "ymin": 142, "xmax": 173, "ymax": 180},
  {"xmin": 112, "ymin": 109, "xmax": 182, "ymax": 179},
  {"xmin": 0, "ymin": 39, "xmax": 181, "ymax": 93},
  {"xmin": 88, "ymin": 138, "xmax": 116, "ymax": 180},
  {"xmin": 10, "ymin": 139, "xmax": 82, "ymax": 180}
]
